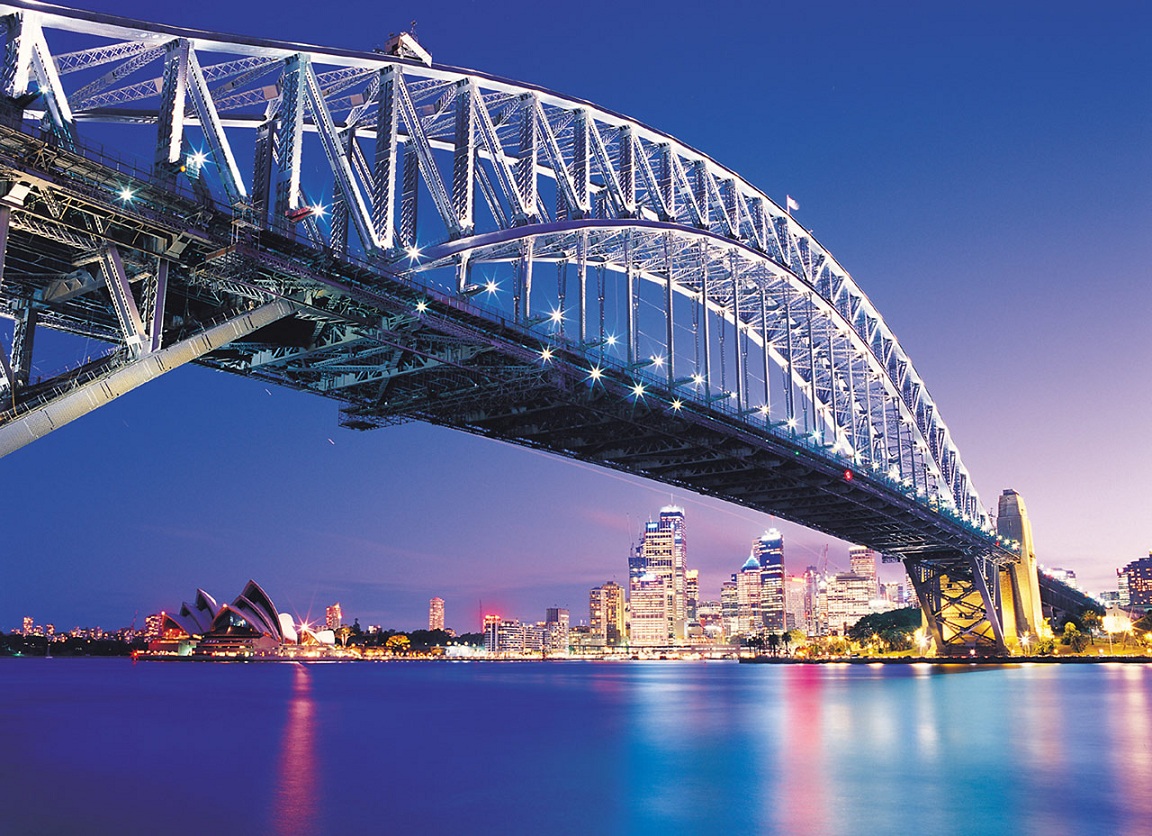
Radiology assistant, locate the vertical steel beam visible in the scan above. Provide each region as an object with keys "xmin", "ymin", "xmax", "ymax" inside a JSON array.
[
  {"xmin": 516, "ymin": 238, "xmax": 534, "ymax": 322},
  {"xmin": 618, "ymin": 126, "xmax": 635, "ymax": 217},
  {"xmin": 625, "ymin": 230, "xmax": 635, "ymax": 364},
  {"xmin": 452, "ymin": 81, "xmax": 475, "ymax": 235},
  {"xmin": 783, "ymin": 292, "xmax": 796, "ymax": 427},
  {"xmin": 154, "ymin": 40, "xmax": 188, "ymax": 185},
  {"xmin": 573, "ymin": 110, "xmax": 590, "ymax": 217},
  {"xmin": 760, "ymin": 285, "xmax": 771, "ymax": 414},
  {"xmin": 664, "ymin": 233, "xmax": 674, "ymax": 388},
  {"xmin": 10, "ymin": 301, "xmax": 35, "ymax": 387},
  {"xmin": 373, "ymin": 67, "xmax": 398, "ymax": 251},
  {"xmin": 2, "ymin": 13, "xmax": 34, "ymax": 100},
  {"xmin": 730, "ymin": 252, "xmax": 743, "ymax": 411},
  {"xmin": 250, "ymin": 120, "xmax": 274, "ymax": 228},
  {"xmin": 273, "ymin": 55, "xmax": 305, "ymax": 235},
  {"xmin": 399, "ymin": 143, "xmax": 418, "ymax": 249},
  {"xmin": 658, "ymin": 144, "xmax": 676, "ymax": 222},
  {"xmin": 700, "ymin": 241, "xmax": 711, "ymax": 395},
  {"xmin": 331, "ymin": 130, "xmax": 351, "ymax": 258},
  {"xmin": 517, "ymin": 94, "xmax": 538, "ymax": 222},
  {"xmin": 576, "ymin": 231, "xmax": 588, "ymax": 343},
  {"xmin": 692, "ymin": 161, "xmax": 709, "ymax": 230}
]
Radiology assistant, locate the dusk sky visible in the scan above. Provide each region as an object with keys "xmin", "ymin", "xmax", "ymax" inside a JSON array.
[{"xmin": 2, "ymin": 0, "xmax": 1149, "ymax": 632}]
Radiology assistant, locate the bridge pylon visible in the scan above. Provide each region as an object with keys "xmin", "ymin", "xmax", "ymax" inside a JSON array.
[{"xmin": 996, "ymin": 489, "xmax": 1046, "ymax": 648}]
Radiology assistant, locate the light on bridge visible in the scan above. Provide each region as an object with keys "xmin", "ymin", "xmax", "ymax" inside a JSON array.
[
  {"xmin": 415, "ymin": 300, "xmax": 428, "ymax": 313},
  {"xmin": 118, "ymin": 187, "xmax": 135, "ymax": 202},
  {"xmin": 406, "ymin": 246, "xmax": 422, "ymax": 260},
  {"xmin": 605, "ymin": 334, "xmax": 618, "ymax": 347},
  {"xmin": 588, "ymin": 366, "xmax": 603, "ymax": 382},
  {"xmin": 485, "ymin": 280, "xmax": 499, "ymax": 294},
  {"xmin": 631, "ymin": 383, "xmax": 646, "ymax": 398},
  {"xmin": 539, "ymin": 347, "xmax": 553, "ymax": 362},
  {"xmin": 549, "ymin": 309, "xmax": 564, "ymax": 324},
  {"xmin": 650, "ymin": 355, "xmax": 664, "ymax": 368},
  {"xmin": 692, "ymin": 373, "xmax": 704, "ymax": 386},
  {"xmin": 843, "ymin": 469, "xmax": 854, "ymax": 482},
  {"xmin": 671, "ymin": 399, "xmax": 683, "ymax": 411}
]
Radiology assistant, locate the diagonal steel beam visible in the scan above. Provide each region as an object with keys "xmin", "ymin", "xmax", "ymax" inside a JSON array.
[{"xmin": 0, "ymin": 299, "xmax": 297, "ymax": 459}]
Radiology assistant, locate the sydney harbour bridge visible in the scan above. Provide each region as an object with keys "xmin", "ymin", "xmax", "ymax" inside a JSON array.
[{"xmin": 0, "ymin": 1, "xmax": 1066, "ymax": 654}]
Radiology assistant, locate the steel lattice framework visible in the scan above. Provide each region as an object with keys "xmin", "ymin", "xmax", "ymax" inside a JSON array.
[{"xmin": 0, "ymin": 1, "xmax": 1032, "ymax": 654}]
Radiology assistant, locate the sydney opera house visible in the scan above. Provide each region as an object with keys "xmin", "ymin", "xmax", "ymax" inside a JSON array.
[{"xmin": 153, "ymin": 580, "xmax": 338, "ymax": 658}]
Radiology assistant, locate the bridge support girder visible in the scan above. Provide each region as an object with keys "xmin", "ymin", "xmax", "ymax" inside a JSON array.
[
  {"xmin": 0, "ymin": 299, "xmax": 297, "ymax": 458},
  {"xmin": 906, "ymin": 552, "xmax": 1007, "ymax": 656}
]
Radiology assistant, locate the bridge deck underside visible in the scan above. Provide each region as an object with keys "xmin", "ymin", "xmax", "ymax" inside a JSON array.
[{"xmin": 318, "ymin": 337, "xmax": 988, "ymax": 563}]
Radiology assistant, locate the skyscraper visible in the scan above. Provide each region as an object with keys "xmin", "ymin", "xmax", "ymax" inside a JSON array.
[
  {"xmin": 849, "ymin": 546, "xmax": 878, "ymax": 598},
  {"xmin": 629, "ymin": 505, "xmax": 688, "ymax": 643},
  {"xmin": 428, "ymin": 597, "xmax": 445, "ymax": 632},
  {"xmin": 629, "ymin": 574, "xmax": 669, "ymax": 646},
  {"xmin": 590, "ymin": 581, "xmax": 626, "ymax": 646},
  {"xmin": 826, "ymin": 572, "xmax": 874, "ymax": 635},
  {"xmin": 754, "ymin": 529, "xmax": 786, "ymax": 631},
  {"xmin": 685, "ymin": 569, "xmax": 699, "ymax": 624},
  {"xmin": 720, "ymin": 581, "xmax": 739, "ymax": 639},
  {"xmin": 736, "ymin": 557, "xmax": 762, "ymax": 636},
  {"xmin": 325, "ymin": 603, "xmax": 342, "ymax": 631},
  {"xmin": 544, "ymin": 608, "xmax": 569, "ymax": 655}
]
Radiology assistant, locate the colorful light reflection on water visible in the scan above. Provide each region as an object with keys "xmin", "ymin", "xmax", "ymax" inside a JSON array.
[{"xmin": 0, "ymin": 660, "xmax": 1149, "ymax": 834}]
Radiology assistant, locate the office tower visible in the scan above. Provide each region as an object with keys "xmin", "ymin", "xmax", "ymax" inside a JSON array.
[
  {"xmin": 826, "ymin": 572, "xmax": 874, "ymax": 634},
  {"xmin": 590, "ymin": 581, "xmax": 626, "ymax": 646},
  {"xmin": 429, "ymin": 597, "xmax": 445, "ymax": 632},
  {"xmin": 803, "ymin": 565, "xmax": 822, "ymax": 635},
  {"xmin": 629, "ymin": 505, "xmax": 688, "ymax": 642},
  {"xmin": 736, "ymin": 556, "xmax": 762, "ymax": 636},
  {"xmin": 754, "ymin": 529, "xmax": 785, "ymax": 631},
  {"xmin": 22, "ymin": 616, "xmax": 32, "ymax": 636},
  {"xmin": 325, "ymin": 603, "xmax": 343, "ymax": 631},
  {"xmin": 630, "ymin": 574, "xmax": 669, "ymax": 646},
  {"xmin": 784, "ymin": 575, "xmax": 807, "ymax": 632},
  {"xmin": 849, "ymin": 546, "xmax": 878, "ymax": 597},
  {"xmin": 685, "ymin": 569, "xmax": 699, "ymax": 624},
  {"xmin": 545, "ymin": 608, "xmax": 569, "ymax": 654},
  {"xmin": 1118, "ymin": 554, "xmax": 1152, "ymax": 608},
  {"xmin": 484, "ymin": 614, "xmax": 526, "ymax": 654},
  {"xmin": 721, "ymin": 581, "xmax": 739, "ymax": 639}
]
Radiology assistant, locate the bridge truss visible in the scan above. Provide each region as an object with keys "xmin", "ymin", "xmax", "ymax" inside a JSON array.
[{"xmin": 0, "ymin": 1, "xmax": 1033, "ymax": 653}]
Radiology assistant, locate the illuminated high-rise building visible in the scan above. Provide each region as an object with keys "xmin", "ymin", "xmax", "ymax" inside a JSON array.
[
  {"xmin": 325, "ymin": 603, "xmax": 343, "ymax": 631},
  {"xmin": 849, "ymin": 546, "xmax": 878, "ymax": 598},
  {"xmin": 720, "ymin": 581, "xmax": 739, "ymax": 638},
  {"xmin": 1118, "ymin": 554, "xmax": 1152, "ymax": 609},
  {"xmin": 629, "ymin": 505, "xmax": 688, "ymax": 642},
  {"xmin": 629, "ymin": 574, "xmax": 669, "ymax": 646},
  {"xmin": 736, "ymin": 556, "xmax": 762, "ymax": 636},
  {"xmin": 428, "ymin": 597, "xmax": 445, "ymax": 632},
  {"xmin": 784, "ymin": 575, "xmax": 808, "ymax": 632},
  {"xmin": 826, "ymin": 572, "xmax": 874, "ymax": 634},
  {"xmin": 754, "ymin": 529, "xmax": 786, "ymax": 631},
  {"xmin": 545, "ymin": 608, "xmax": 569, "ymax": 655},
  {"xmin": 22, "ymin": 616, "xmax": 32, "ymax": 636},
  {"xmin": 685, "ymin": 569, "xmax": 699, "ymax": 624},
  {"xmin": 590, "ymin": 581, "xmax": 626, "ymax": 646}
]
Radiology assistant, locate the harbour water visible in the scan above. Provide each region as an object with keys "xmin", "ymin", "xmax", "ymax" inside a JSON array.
[{"xmin": 1, "ymin": 659, "xmax": 1149, "ymax": 835}]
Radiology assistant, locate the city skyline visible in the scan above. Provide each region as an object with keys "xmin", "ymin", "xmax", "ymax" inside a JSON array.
[{"xmin": 1, "ymin": 0, "xmax": 1148, "ymax": 628}]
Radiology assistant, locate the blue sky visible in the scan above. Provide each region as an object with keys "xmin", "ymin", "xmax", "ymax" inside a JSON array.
[{"xmin": 2, "ymin": 0, "xmax": 1149, "ymax": 630}]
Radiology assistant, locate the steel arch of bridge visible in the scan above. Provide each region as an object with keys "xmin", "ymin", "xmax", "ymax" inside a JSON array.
[{"xmin": 0, "ymin": 1, "xmax": 1029, "ymax": 654}]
